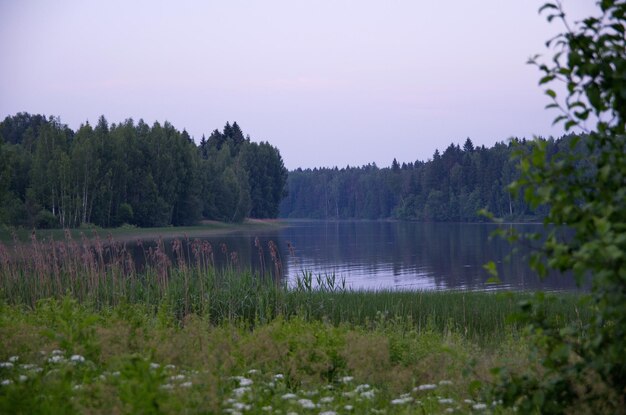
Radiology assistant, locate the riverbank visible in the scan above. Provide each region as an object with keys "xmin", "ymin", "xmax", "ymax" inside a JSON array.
[{"xmin": 0, "ymin": 218, "xmax": 285, "ymax": 243}]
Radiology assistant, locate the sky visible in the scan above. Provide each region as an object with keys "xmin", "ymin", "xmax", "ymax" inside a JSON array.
[{"xmin": 0, "ymin": 1, "xmax": 598, "ymax": 170}]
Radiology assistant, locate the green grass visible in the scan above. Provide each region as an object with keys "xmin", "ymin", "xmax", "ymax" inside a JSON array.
[{"xmin": 0, "ymin": 297, "xmax": 530, "ymax": 414}]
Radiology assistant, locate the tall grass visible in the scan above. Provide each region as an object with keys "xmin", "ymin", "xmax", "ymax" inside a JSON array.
[{"xmin": 0, "ymin": 232, "xmax": 589, "ymax": 343}]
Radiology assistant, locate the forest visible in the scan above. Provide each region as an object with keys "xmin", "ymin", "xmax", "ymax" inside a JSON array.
[
  {"xmin": 279, "ymin": 136, "xmax": 580, "ymax": 221},
  {"xmin": 0, "ymin": 112, "xmax": 288, "ymax": 228}
]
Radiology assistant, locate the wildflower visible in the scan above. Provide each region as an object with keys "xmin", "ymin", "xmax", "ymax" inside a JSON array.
[
  {"xmin": 160, "ymin": 384, "xmax": 174, "ymax": 390},
  {"xmin": 232, "ymin": 386, "xmax": 251, "ymax": 397},
  {"xmin": 274, "ymin": 373, "xmax": 284, "ymax": 380},
  {"xmin": 8, "ymin": 356, "xmax": 18, "ymax": 363},
  {"xmin": 472, "ymin": 403, "xmax": 487, "ymax": 410},
  {"xmin": 112, "ymin": 371, "xmax": 121, "ymax": 377},
  {"xmin": 439, "ymin": 398, "xmax": 454, "ymax": 404},
  {"xmin": 51, "ymin": 350, "xmax": 63, "ymax": 356},
  {"xmin": 340, "ymin": 376, "xmax": 354, "ymax": 383},
  {"xmin": 282, "ymin": 393, "xmax": 298, "ymax": 400},
  {"xmin": 304, "ymin": 390, "xmax": 319, "ymax": 396},
  {"xmin": 247, "ymin": 369, "xmax": 259, "ymax": 375},
  {"xmin": 342, "ymin": 391, "xmax": 355, "ymax": 398},
  {"xmin": 239, "ymin": 377, "xmax": 253, "ymax": 387},
  {"xmin": 464, "ymin": 399, "xmax": 474, "ymax": 404},
  {"xmin": 170, "ymin": 374, "xmax": 185, "ymax": 381},
  {"xmin": 391, "ymin": 397, "xmax": 413, "ymax": 405},
  {"xmin": 414, "ymin": 384, "xmax": 437, "ymax": 391},
  {"xmin": 445, "ymin": 408, "xmax": 455, "ymax": 413},
  {"xmin": 164, "ymin": 364, "xmax": 176, "ymax": 370},
  {"xmin": 297, "ymin": 398, "xmax": 316, "ymax": 409},
  {"xmin": 1, "ymin": 379, "xmax": 13, "ymax": 386},
  {"xmin": 361, "ymin": 390, "xmax": 375, "ymax": 399},
  {"xmin": 150, "ymin": 363, "xmax": 160, "ymax": 370},
  {"xmin": 232, "ymin": 402, "xmax": 251, "ymax": 410},
  {"xmin": 344, "ymin": 405, "xmax": 354, "ymax": 411},
  {"xmin": 320, "ymin": 396, "xmax": 334, "ymax": 403},
  {"xmin": 439, "ymin": 380, "xmax": 453, "ymax": 386},
  {"xmin": 180, "ymin": 381, "xmax": 192, "ymax": 388},
  {"xmin": 70, "ymin": 355, "xmax": 85, "ymax": 363},
  {"xmin": 73, "ymin": 384, "xmax": 83, "ymax": 391},
  {"xmin": 319, "ymin": 412, "xmax": 337, "ymax": 415},
  {"xmin": 0, "ymin": 362, "xmax": 13, "ymax": 369},
  {"xmin": 354, "ymin": 384, "xmax": 370, "ymax": 392},
  {"xmin": 48, "ymin": 355, "xmax": 65, "ymax": 364},
  {"xmin": 261, "ymin": 406, "xmax": 272, "ymax": 411},
  {"xmin": 18, "ymin": 375, "xmax": 27, "ymax": 382}
]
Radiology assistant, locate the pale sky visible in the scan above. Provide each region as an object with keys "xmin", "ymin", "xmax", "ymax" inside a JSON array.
[{"xmin": 0, "ymin": 1, "xmax": 597, "ymax": 170}]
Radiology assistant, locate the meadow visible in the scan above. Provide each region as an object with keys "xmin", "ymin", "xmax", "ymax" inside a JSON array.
[{"xmin": 0, "ymin": 233, "xmax": 590, "ymax": 414}]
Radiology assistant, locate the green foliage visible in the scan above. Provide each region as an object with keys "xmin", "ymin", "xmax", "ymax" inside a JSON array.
[
  {"xmin": 280, "ymin": 138, "xmax": 559, "ymax": 221},
  {"xmin": 0, "ymin": 115, "xmax": 288, "ymax": 228},
  {"xmin": 491, "ymin": 1, "xmax": 626, "ymax": 412}
]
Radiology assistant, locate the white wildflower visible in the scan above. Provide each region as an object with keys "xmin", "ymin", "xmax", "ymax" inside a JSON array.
[
  {"xmin": 164, "ymin": 364, "xmax": 176, "ymax": 370},
  {"xmin": 0, "ymin": 362, "xmax": 13, "ymax": 369},
  {"xmin": 446, "ymin": 408, "xmax": 455, "ymax": 413},
  {"xmin": 414, "ymin": 384, "xmax": 437, "ymax": 391},
  {"xmin": 344, "ymin": 405, "xmax": 354, "ymax": 411},
  {"xmin": 304, "ymin": 389, "xmax": 319, "ymax": 396},
  {"xmin": 391, "ymin": 396, "xmax": 413, "ymax": 405},
  {"xmin": 8, "ymin": 356, "xmax": 18, "ymax": 363},
  {"xmin": 51, "ymin": 349, "xmax": 63, "ymax": 356},
  {"xmin": 274, "ymin": 373, "xmax": 284, "ymax": 380},
  {"xmin": 342, "ymin": 391, "xmax": 355, "ymax": 398},
  {"xmin": 360, "ymin": 389, "xmax": 375, "ymax": 399},
  {"xmin": 439, "ymin": 398, "xmax": 454, "ymax": 404},
  {"xmin": 297, "ymin": 398, "xmax": 316, "ymax": 409},
  {"xmin": 340, "ymin": 376, "xmax": 354, "ymax": 383},
  {"xmin": 232, "ymin": 402, "xmax": 251, "ymax": 411},
  {"xmin": 70, "ymin": 355, "xmax": 85, "ymax": 363},
  {"xmin": 319, "ymin": 412, "xmax": 337, "ymax": 415},
  {"xmin": 48, "ymin": 355, "xmax": 65, "ymax": 364},
  {"xmin": 112, "ymin": 371, "xmax": 121, "ymax": 377},
  {"xmin": 239, "ymin": 377, "xmax": 253, "ymax": 387},
  {"xmin": 282, "ymin": 393, "xmax": 298, "ymax": 400},
  {"xmin": 354, "ymin": 384, "xmax": 370, "ymax": 392},
  {"xmin": 170, "ymin": 374, "xmax": 185, "ymax": 381},
  {"xmin": 150, "ymin": 363, "xmax": 160, "ymax": 370},
  {"xmin": 1, "ymin": 379, "xmax": 13, "ymax": 386},
  {"xmin": 439, "ymin": 380, "xmax": 453, "ymax": 386},
  {"xmin": 286, "ymin": 412, "xmax": 299, "ymax": 415},
  {"xmin": 232, "ymin": 386, "xmax": 251, "ymax": 397},
  {"xmin": 261, "ymin": 406, "xmax": 272, "ymax": 411},
  {"xmin": 472, "ymin": 403, "xmax": 487, "ymax": 410},
  {"xmin": 73, "ymin": 384, "xmax": 83, "ymax": 391},
  {"xmin": 160, "ymin": 384, "xmax": 174, "ymax": 390},
  {"xmin": 247, "ymin": 369, "xmax": 259, "ymax": 375},
  {"xmin": 464, "ymin": 399, "xmax": 474, "ymax": 404},
  {"xmin": 180, "ymin": 381, "xmax": 192, "ymax": 388},
  {"xmin": 223, "ymin": 409, "xmax": 242, "ymax": 415},
  {"xmin": 320, "ymin": 396, "xmax": 334, "ymax": 403},
  {"xmin": 18, "ymin": 375, "xmax": 27, "ymax": 382},
  {"xmin": 32, "ymin": 367, "xmax": 43, "ymax": 373}
]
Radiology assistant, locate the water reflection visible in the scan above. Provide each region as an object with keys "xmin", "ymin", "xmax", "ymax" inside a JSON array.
[{"xmin": 131, "ymin": 221, "xmax": 581, "ymax": 292}]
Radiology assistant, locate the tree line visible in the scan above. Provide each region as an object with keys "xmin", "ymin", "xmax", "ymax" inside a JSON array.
[
  {"xmin": 280, "ymin": 136, "xmax": 580, "ymax": 221},
  {"xmin": 0, "ymin": 113, "xmax": 287, "ymax": 228}
]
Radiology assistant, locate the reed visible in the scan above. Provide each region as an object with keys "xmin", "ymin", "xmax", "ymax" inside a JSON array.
[{"xmin": 0, "ymin": 234, "xmax": 589, "ymax": 343}]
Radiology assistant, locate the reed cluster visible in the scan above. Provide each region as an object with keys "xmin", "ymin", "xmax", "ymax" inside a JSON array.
[{"xmin": 0, "ymin": 233, "xmax": 588, "ymax": 343}]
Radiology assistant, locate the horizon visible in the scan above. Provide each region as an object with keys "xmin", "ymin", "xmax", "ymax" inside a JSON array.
[{"xmin": 0, "ymin": 1, "xmax": 597, "ymax": 170}]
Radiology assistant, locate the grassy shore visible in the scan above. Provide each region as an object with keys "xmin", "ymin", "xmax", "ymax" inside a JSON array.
[
  {"xmin": 0, "ymin": 218, "xmax": 284, "ymax": 243},
  {"xmin": 0, "ymin": 234, "xmax": 590, "ymax": 413}
]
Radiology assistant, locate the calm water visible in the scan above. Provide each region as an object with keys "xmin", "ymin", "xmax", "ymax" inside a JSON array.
[{"xmin": 139, "ymin": 221, "xmax": 580, "ymax": 292}]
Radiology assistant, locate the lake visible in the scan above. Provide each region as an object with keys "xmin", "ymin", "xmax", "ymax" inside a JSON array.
[{"xmin": 137, "ymin": 220, "xmax": 580, "ymax": 292}]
